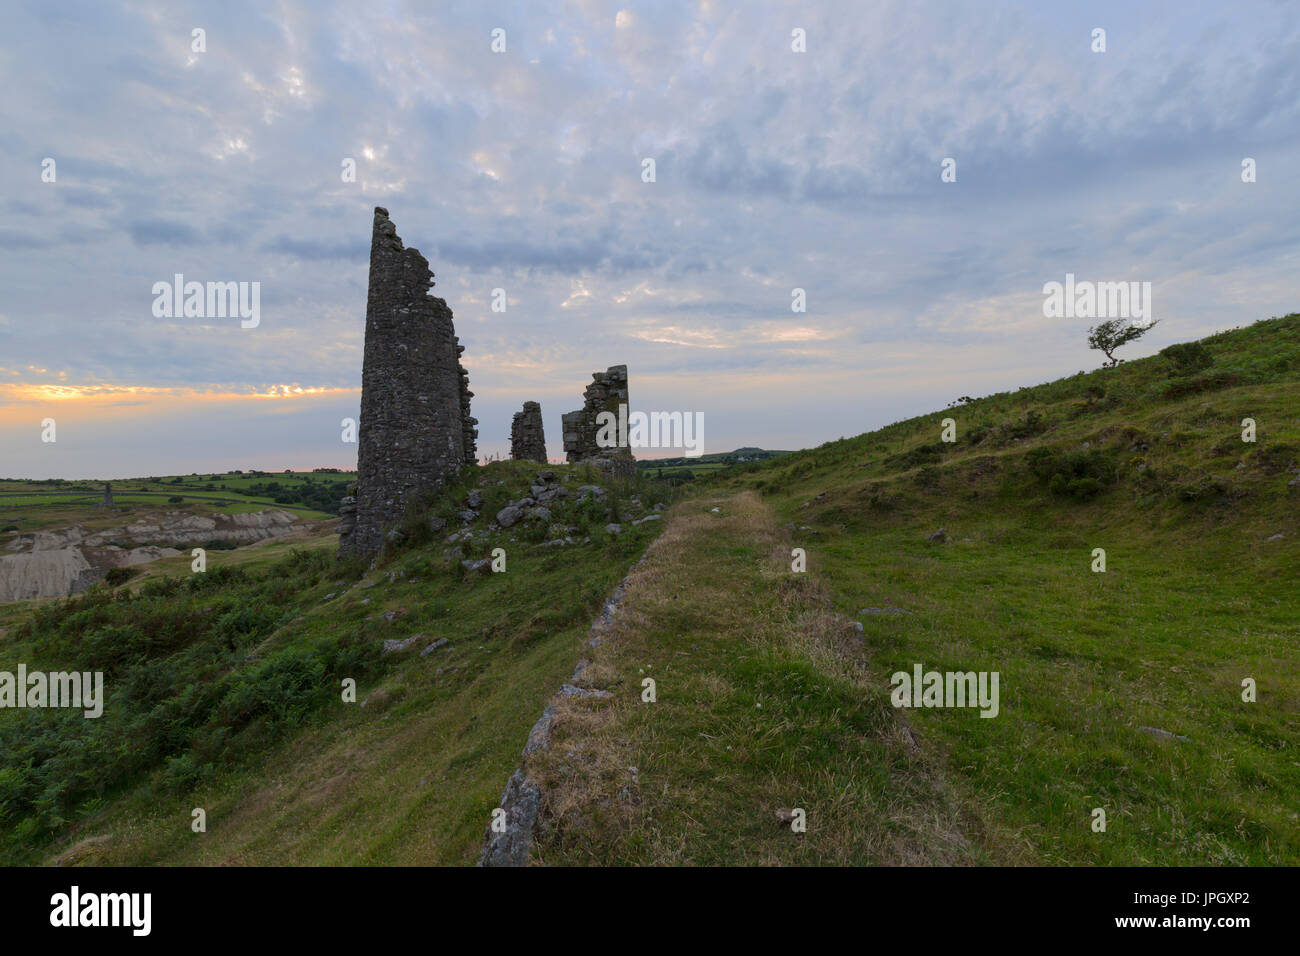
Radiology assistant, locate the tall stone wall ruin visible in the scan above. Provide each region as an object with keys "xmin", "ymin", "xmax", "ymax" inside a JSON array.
[
  {"xmin": 340, "ymin": 207, "xmax": 478, "ymax": 559},
  {"xmin": 562, "ymin": 364, "xmax": 634, "ymax": 475},
  {"xmin": 510, "ymin": 401, "xmax": 547, "ymax": 462}
]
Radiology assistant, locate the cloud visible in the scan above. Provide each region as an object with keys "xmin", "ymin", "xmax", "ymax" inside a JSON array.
[
  {"xmin": 0, "ymin": 0, "xmax": 1296, "ymax": 475},
  {"xmin": 127, "ymin": 218, "xmax": 203, "ymax": 246},
  {"xmin": 261, "ymin": 235, "xmax": 369, "ymax": 260}
]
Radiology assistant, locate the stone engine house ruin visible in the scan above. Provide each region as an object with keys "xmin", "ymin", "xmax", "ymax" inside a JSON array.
[
  {"xmin": 339, "ymin": 209, "xmax": 634, "ymax": 556},
  {"xmin": 339, "ymin": 208, "xmax": 477, "ymax": 559},
  {"xmin": 563, "ymin": 364, "xmax": 634, "ymax": 475}
]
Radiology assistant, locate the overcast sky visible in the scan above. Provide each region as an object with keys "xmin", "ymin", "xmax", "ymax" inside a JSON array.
[{"xmin": 1, "ymin": 0, "xmax": 1297, "ymax": 478}]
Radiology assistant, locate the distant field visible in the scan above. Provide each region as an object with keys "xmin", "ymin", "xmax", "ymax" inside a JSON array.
[
  {"xmin": 636, "ymin": 448, "xmax": 791, "ymax": 481},
  {"xmin": 640, "ymin": 462, "xmax": 730, "ymax": 478},
  {"xmin": 0, "ymin": 471, "xmax": 356, "ymax": 520},
  {"xmin": 0, "ymin": 495, "xmax": 101, "ymax": 507}
]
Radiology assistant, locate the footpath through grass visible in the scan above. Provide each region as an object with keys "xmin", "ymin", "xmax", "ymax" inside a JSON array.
[{"xmin": 529, "ymin": 490, "xmax": 1006, "ymax": 865}]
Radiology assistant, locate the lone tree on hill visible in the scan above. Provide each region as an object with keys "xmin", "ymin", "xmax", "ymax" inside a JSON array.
[{"xmin": 1087, "ymin": 318, "xmax": 1158, "ymax": 368}]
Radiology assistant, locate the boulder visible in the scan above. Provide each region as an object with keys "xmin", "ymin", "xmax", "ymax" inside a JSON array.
[{"xmin": 478, "ymin": 770, "xmax": 541, "ymax": 867}]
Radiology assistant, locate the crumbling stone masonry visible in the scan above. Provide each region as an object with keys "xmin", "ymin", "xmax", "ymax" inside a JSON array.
[
  {"xmin": 101, "ymin": 483, "xmax": 113, "ymax": 508},
  {"xmin": 562, "ymin": 364, "xmax": 634, "ymax": 475},
  {"xmin": 340, "ymin": 207, "xmax": 478, "ymax": 559},
  {"xmin": 510, "ymin": 401, "xmax": 547, "ymax": 463}
]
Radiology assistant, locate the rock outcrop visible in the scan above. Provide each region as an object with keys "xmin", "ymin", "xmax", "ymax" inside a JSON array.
[
  {"xmin": 0, "ymin": 509, "xmax": 308, "ymax": 603},
  {"xmin": 342, "ymin": 208, "xmax": 478, "ymax": 559}
]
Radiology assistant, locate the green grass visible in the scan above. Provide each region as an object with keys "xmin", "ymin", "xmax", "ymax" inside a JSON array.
[
  {"xmin": 711, "ymin": 312, "xmax": 1300, "ymax": 864},
  {"xmin": 530, "ymin": 491, "xmax": 997, "ymax": 865},
  {"xmin": 0, "ymin": 461, "xmax": 671, "ymax": 865}
]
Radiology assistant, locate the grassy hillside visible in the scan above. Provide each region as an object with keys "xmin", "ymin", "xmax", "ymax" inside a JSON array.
[
  {"xmin": 0, "ymin": 462, "xmax": 669, "ymax": 865},
  {"xmin": 699, "ymin": 313, "xmax": 1300, "ymax": 864},
  {"xmin": 2, "ymin": 315, "xmax": 1294, "ymax": 867}
]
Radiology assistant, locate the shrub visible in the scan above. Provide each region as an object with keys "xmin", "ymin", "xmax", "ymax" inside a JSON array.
[
  {"xmin": 1175, "ymin": 475, "xmax": 1230, "ymax": 503},
  {"xmin": 0, "ymin": 545, "xmax": 381, "ymax": 860},
  {"xmin": 104, "ymin": 566, "xmax": 141, "ymax": 587},
  {"xmin": 1160, "ymin": 341, "xmax": 1213, "ymax": 373},
  {"xmin": 1250, "ymin": 443, "xmax": 1298, "ymax": 475},
  {"xmin": 914, "ymin": 465, "xmax": 941, "ymax": 488},
  {"xmin": 168, "ymin": 495, "xmax": 184, "ymax": 504},
  {"xmin": 140, "ymin": 576, "xmax": 182, "ymax": 599},
  {"xmin": 997, "ymin": 409, "xmax": 1050, "ymax": 443},
  {"xmin": 1026, "ymin": 447, "xmax": 1115, "ymax": 499},
  {"xmin": 886, "ymin": 441, "xmax": 945, "ymax": 469},
  {"xmin": 1048, "ymin": 474, "xmax": 1102, "ymax": 499},
  {"xmin": 1162, "ymin": 370, "xmax": 1240, "ymax": 398}
]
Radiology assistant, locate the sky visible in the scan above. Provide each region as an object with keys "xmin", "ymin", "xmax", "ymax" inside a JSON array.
[{"xmin": 0, "ymin": 0, "xmax": 1297, "ymax": 478}]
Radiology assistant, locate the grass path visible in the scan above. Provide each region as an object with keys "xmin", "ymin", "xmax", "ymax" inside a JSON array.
[{"xmin": 528, "ymin": 490, "xmax": 1013, "ymax": 865}]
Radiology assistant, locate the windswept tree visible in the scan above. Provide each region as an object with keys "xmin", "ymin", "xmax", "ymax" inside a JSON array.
[{"xmin": 1087, "ymin": 318, "xmax": 1158, "ymax": 368}]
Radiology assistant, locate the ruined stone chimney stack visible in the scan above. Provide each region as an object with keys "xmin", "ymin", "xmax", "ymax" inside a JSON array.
[
  {"xmin": 340, "ymin": 207, "xmax": 476, "ymax": 559},
  {"xmin": 510, "ymin": 401, "xmax": 547, "ymax": 462}
]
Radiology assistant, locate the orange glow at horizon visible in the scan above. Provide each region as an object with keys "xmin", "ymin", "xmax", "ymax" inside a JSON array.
[
  {"xmin": 0, "ymin": 383, "xmax": 360, "ymax": 427},
  {"xmin": 0, "ymin": 382, "xmax": 358, "ymax": 403}
]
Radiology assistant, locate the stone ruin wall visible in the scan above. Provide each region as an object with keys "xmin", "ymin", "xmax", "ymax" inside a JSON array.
[
  {"xmin": 335, "ymin": 209, "xmax": 640, "ymax": 556},
  {"xmin": 510, "ymin": 401, "xmax": 547, "ymax": 463},
  {"xmin": 340, "ymin": 207, "xmax": 478, "ymax": 559},
  {"xmin": 562, "ymin": 364, "xmax": 634, "ymax": 475}
]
